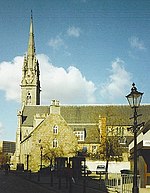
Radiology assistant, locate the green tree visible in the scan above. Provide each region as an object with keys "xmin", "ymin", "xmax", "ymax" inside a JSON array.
[
  {"xmin": 98, "ymin": 132, "xmax": 125, "ymax": 174},
  {"xmin": 0, "ymin": 152, "xmax": 10, "ymax": 165}
]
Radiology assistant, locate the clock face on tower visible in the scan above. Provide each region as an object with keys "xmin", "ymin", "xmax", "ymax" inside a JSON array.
[{"xmin": 25, "ymin": 69, "xmax": 34, "ymax": 84}]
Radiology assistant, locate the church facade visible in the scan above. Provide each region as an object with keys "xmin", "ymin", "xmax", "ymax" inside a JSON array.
[{"xmin": 12, "ymin": 14, "xmax": 150, "ymax": 171}]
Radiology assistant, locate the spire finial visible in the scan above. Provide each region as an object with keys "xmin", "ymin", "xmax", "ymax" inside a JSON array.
[
  {"xmin": 27, "ymin": 10, "xmax": 35, "ymax": 60},
  {"xmin": 31, "ymin": 10, "xmax": 33, "ymax": 20}
]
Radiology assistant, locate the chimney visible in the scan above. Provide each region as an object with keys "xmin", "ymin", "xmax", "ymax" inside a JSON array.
[{"xmin": 50, "ymin": 100, "xmax": 60, "ymax": 114}]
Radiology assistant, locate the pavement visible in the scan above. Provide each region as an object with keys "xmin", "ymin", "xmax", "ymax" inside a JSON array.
[
  {"xmin": 0, "ymin": 170, "xmax": 149, "ymax": 193},
  {"xmin": 25, "ymin": 171, "xmax": 108, "ymax": 193},
  {"xmin": 0, "ymin": 170, "xmax": 108, "ymax": 193},
  {"xmin": 0, "ymin": 171, "xmax": 56, "ymax": 193}
]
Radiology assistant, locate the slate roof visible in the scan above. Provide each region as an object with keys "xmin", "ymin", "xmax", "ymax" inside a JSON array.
[
  {"xmin": 22, "ymin": 105, "xmax": 49, "ymax": 126},
  {"xmin": 22, "ymin": 104, "xmax": 150, "ymax": 127},
  {"xmin": 61, "ymin": 104, "xmax": 150, "ymax": 126},
  {"xmin": 142, "ymin": 120, "xmax": 150, "ymax": 134}
]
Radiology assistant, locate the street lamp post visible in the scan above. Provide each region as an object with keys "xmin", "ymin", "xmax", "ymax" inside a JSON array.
[
  {"xmin": 126, "ymin": 83, "xmax": 143, "ymax": 193},
  {"xmin": 40, "ymin": 146, "xmax": 43, "ymax": 170}
]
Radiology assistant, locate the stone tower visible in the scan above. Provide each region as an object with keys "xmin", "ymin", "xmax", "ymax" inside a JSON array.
[
  {"xmin": 11, "ymin": 13, "xmax": 41, "ymax": 168},
  {"xmin": 21, "ymin": 12, "xmax": 40, "ymax": 106}
]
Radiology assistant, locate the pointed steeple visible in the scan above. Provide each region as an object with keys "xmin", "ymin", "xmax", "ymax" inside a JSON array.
[
  {"xmin": 21, "ymin": 11, "xmax": 41, "ymax": 106},
  {"xmin": 27, "ymin": 10, "xmax": 35, "ymax": 66}
]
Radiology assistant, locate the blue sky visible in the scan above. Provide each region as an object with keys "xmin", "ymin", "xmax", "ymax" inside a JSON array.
[{"xmin": 0, "ymin": 0, "xmax": 150, "ymax": 141}]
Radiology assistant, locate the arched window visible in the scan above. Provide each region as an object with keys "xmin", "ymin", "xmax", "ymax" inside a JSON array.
[
  {"xmin": 26, "ymin": 91, "xmax": 31, "ymax": 105},
  {"xmin": 53, "ymin": 125, "xmax": 58, "ymax": 134},
  {"xmin": 53, "ymin": 138, "xmax": 58, "ymax": 148}
]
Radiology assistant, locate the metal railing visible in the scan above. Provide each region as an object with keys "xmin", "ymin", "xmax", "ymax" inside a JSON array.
[
  {"xmin": 9, "ymin": 169, "xmax": 141, "ymax": 193},
  {"xmin": 105, "ymin": 173, "xmax": 140, "ymax": 193}
]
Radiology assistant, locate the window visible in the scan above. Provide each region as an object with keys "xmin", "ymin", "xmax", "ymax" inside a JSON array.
[
  {"xmin": 53, "ymin": 138, "xmax": 58, "ymax": 148},
  {"xmin": 74, "ymin": 131, "xmax": 85, "ymax": 141},
  {"xmin": 116, "ymin": 127, "xmax": 124, "ymax": 136},
  {"xmin": 119, "ymin": 136, "xmax": 127, "ymax": 145},
  {"xmin": 26, "ymin": 91, "xmax": 31, "ymax": 105},
  {"xmin": 53, "ymin": 125, "xmax": 58, "ymax": 134},
  {"xmin": 92, "ymin": 145, "xmax": 97, "ymax": 153},
  {"xmin": 107, "ymin": 126, "xmax": 125, "ymax": 136}
]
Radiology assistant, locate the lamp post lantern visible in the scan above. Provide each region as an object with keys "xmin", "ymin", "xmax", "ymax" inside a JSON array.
[{"xmin": 126, "ymin": 83, "xmax": 143, "ymax": 193}]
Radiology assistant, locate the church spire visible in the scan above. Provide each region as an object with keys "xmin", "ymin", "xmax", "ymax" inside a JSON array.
[
  {"xmin": 27, "ymin": 10, "xmax": 35, "ymax": 64},
  {"xmin": 21, "ymin": 12, "xmax": 41, "ymax": 106}
]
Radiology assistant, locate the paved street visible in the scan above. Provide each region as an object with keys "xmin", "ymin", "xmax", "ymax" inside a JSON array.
[
  {"xmin": 0, "ymin": 170, "xmax": 108, "ymax": 193},
  {"xmin": 0, "ymin": 171, "xmax": 57, "ymax": 193},
  {"xmin": 1, "ymin": 170, "xmax": 149, "ymax": 193}
]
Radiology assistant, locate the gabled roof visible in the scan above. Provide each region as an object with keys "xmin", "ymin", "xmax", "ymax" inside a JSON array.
[
  {"xmin": 142, "ymin": 120, "xmax": 150, "ymax": 134},
  {"xmin": 21, "ymin": 104, "xmax": 150, "ymax": 127},
  {"xmin": 60, "ymin": 104, "xmax": 150, "ymax": 126},
  {"xmin": 22, "ymin": 105, "xmax": 49, "ymax": 126}
]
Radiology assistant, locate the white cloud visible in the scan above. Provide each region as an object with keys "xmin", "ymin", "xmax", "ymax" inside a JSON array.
[
  {"xmin": 37, "ymin": 54, "xmax": 96, "ymax": 104},
  {"xmin": 129, "ymin": 36, "xmax": 145, "ymax": 50},
  {"xmin": 0, "ymin": 56, "xmax": 22, "ymax": 101},
  {"xmin": 67, "ymin": 26, "xmax": 81, "ymax": 37},
  {"xmin": 100, "ymin": 58, "xmax": 132, "ymax": 102},
  {"xmin": 0, "ymin": 54, "xmax": 96, "ymax": 104},
  {"xmin": 48, "ymin": 35, "xmax": 66, "ymax": 50}
]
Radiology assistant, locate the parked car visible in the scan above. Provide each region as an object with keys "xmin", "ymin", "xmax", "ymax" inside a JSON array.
[
  {"xmin": 81, "ymin": 165, "xmax": 92, "ymax": 175},
  {"xmin": 96, "ymin": 165, "xmax": 106, "ymax": 175},
  {"xmin": 120, "ymin": 169, "xmax": 132, "ymax": 174}
]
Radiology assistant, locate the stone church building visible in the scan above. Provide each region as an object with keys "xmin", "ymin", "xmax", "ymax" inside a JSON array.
[{"xmin": 12, "ymin": 14, "xmax": 150, "ymax": 171}]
